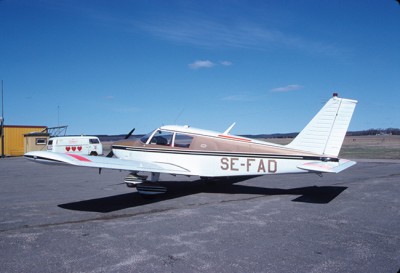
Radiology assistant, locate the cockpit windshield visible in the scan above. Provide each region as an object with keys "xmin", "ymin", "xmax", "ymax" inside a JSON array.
[
  {"xmin": 140, "ymin": 129, "xmax": 193, "ymax": 148},
  {"xmin": 140, "ymin": 131, "xmax": 153, "ymax": 144},
  {"xmin": 149, "ymin": 130, "xmax": 173, "ymax": 146}
]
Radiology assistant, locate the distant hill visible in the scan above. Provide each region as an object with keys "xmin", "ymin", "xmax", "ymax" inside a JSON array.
[
  {"xmin": 96, "ymin": 134, "xmax": 145, "ymax": 142},
  {"xmin": 96, "ymin": 128, "xmax": 400, "ymax": 142}
]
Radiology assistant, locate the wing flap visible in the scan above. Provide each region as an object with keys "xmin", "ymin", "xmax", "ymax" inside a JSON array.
[
  {"xmin": 24, "ymin": 151, "xmax": 191, "ymax": 175},
  {"xmin": 297, "ymin": 159, "xmax": 356, "ymax": 173}
]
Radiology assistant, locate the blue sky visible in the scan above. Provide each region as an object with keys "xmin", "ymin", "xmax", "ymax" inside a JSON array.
[{"xmin": 1, "ymin": 0, "xmax": 399, "ymax": 135}]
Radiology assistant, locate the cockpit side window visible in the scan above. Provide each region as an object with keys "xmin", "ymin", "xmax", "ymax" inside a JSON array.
[
  {"xmin": 174, "ymin": 134, "xmax": 193, "ymax": 148},
  {"xmin": 149, "ymin": 130, "xmax": 173, "ymax": 146}
]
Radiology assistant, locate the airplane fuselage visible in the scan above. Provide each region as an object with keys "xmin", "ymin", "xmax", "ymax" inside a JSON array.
[{"xmin": 112, "ymin": 125, "xmax": 332, "ymax": 177}]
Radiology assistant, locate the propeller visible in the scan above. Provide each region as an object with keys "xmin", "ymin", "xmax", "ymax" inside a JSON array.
[{"xmin": 106, "ymin": 128, "xmax": 135, "ymax": 158}]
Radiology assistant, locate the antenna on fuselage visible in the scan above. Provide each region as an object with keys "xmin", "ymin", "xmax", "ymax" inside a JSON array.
[
  {"xmin": 223, "ymin": 122, "xmax": 236, "ymax": 135},
  {"xmin": 173, "ymin": 108, "xmax": 185, "ymax": 124}
]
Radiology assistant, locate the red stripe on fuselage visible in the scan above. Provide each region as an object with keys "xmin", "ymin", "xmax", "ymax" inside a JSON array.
[
  {"xmin": 67, "ymin": 154, "xmax": 92, "ymax": 162},
  {"xmin": 218, "ymin": 135, "xmax": 252, "ymax": 142}
]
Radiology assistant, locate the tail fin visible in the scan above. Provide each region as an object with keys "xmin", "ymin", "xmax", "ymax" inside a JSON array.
[{"xmin": 286, "ymin": 95, "xmax": 357, "ymax": 157}]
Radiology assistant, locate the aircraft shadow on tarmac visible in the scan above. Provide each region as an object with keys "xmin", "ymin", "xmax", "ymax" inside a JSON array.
[{"xmin": 58, "ymin": 177, "xmax": 348, "ymax": 213}]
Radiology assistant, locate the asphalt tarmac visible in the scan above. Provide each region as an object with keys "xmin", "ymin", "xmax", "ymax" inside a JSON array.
[{"xmin": 0, "ymin": 157, "xmax": 399, "ymax": 273}]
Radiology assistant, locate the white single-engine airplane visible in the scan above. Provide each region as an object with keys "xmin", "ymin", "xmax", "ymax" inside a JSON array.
[{"xmin": 25, "ymin": 94, "xmax": 357, "ymax": 196}]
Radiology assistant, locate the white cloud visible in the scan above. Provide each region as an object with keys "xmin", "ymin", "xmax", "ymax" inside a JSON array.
[
  {"xmin": 270, "ymin": 84, "xmax": 303, "ymax": 93},
  {"xmin": 188, "ymin": 60, "xmax": 233, "ymax": 69},
  {"xmin": 188, "ymin": 60, "xmax": 215, "ymax": 69},
  {"xmin": 220, "ymin": 61, "xmax": 233, "ymax": 66},
  {"xmin": 136, "ymin": 18, "xmax": 345, "ymax": 57},
  {"xmin": 53, "ymin": 3, "xmax": 346, "ymax": 58}
]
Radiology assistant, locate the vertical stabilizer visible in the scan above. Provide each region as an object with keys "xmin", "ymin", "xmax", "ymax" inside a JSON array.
[{"xmin": 286, "ymin": 95, "xmax": 357, "ymax": 157}]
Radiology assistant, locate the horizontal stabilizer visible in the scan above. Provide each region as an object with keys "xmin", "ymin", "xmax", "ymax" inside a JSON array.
[{"xmin": 297, "ymin": 159, "xmax": 356, "ymax": 173}]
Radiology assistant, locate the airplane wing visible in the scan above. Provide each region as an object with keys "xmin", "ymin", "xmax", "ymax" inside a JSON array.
[
  {"xmin": 297, "ymin": 159, "xmax": 356, "ymax": 174},
  {"xmin": 24, "ymin": 151, "xmax": 191, "ymax": 175}
]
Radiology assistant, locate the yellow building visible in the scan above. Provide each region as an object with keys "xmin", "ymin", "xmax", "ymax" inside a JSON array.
[
  {"xmin": 0, "ymin": 125, "xmax": 47, "ymax": 156},
  {"xmin": 24, "ymin": 132, "xmax": 50, "ymax": 154}
]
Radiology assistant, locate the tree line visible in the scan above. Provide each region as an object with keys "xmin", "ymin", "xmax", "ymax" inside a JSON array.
[{"xmin": 346, "ymin": 128, "xmax": 400, "ymax": 136}]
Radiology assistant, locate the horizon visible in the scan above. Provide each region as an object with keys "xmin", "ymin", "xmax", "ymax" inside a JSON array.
[{"xmin": 67, "ymin": 127, "xmax": 400, "ymax": 138}]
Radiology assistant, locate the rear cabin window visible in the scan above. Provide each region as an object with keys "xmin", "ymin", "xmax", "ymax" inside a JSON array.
[{"xmin": 174, "ymin": 134, "xmax": 193, "ymax": 148}]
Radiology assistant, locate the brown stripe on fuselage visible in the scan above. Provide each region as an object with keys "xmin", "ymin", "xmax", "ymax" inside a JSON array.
[{"xmin": 113, "ymin": 133, "xmax": 320, "ymax": 157}]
